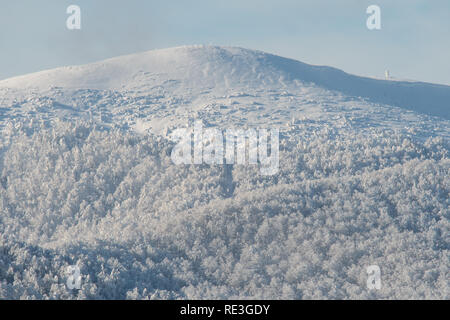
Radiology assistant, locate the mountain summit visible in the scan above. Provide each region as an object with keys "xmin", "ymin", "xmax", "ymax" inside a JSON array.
[{"xmin": 1, "ymin": 45, "xmax": 449, "ymax": 119}]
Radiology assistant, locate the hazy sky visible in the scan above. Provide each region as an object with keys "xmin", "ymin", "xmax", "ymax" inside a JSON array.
[{"xmin": 1, "ymin": 0, "xmax": 449, "ymax": 85}]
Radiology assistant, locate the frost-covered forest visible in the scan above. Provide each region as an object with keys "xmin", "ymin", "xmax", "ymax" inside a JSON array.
[{"xmin": 0, "ymin": 120, "xmax": 447, "ymax": 299}]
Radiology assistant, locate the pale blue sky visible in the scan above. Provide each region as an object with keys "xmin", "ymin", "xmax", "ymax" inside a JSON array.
[{"xmin": 1, "ymin": 0, "xmax": 449, "ymax": 85}]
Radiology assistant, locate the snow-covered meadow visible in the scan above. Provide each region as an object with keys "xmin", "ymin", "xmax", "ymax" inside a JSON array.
[{"xmin": 0, "ymin": 46, "xmax": 448, "ymax": 299}]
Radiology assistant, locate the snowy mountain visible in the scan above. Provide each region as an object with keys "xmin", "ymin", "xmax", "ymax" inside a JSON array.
[
  {"xmin": 4, "ymin": 45, "xmax": 450, "ymax": 119},
  {"xmin": 1, "ymin": 45, "xmax": 449, "ymax": 135},
  {"xmin": 0, "ymin": 46, "xmax": 448, "ymax": 299}
]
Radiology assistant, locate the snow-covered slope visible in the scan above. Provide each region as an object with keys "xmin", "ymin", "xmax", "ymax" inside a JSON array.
[
  {"xmin": 1, "ymin": 45, "xmax": 449, "ymax": 121},
  {"xmin": 0, "ymin": 46, "xmax": 448, "ymax": 299}
]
